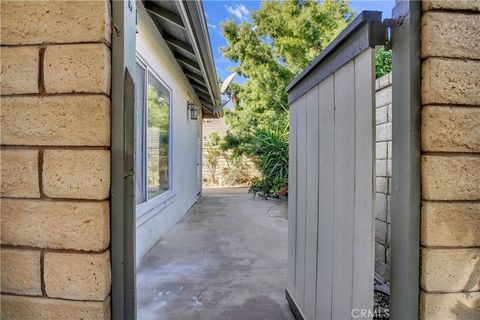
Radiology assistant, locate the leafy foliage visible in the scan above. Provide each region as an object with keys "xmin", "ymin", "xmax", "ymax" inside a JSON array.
[
  {"xmin": 249, "ymin": 126, "xmax": 289, "ymax": 181},
  {"xmin": 247, "ymin": 126, "xmax": 289, "ymax": 198},
  {"xmin": 221, "ymin": 154, "xmax": 250, "ymax": 186},
  {"xmin": 248, "ymin": 177, "xmax": 274, "ymax": 199},
  {"xmin": 219, "ymin": 1, "xmax": 393, "ymax": 197},
  {"xmin": 220, "ymin": 0, "xmax": 354, "ymax": 139},
  {"xmin": 204, "ymin": 133, "xmax": 223, "ymax": 184},
  {"xmin": 375, "ymin": 48, "xmax": 392, "ymax": 79},
  {"xmin": 220, "ymin": 0, "xmax": 354, "ymax": 197}
]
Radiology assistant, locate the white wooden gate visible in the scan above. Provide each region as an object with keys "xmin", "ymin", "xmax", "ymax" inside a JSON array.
[{"xmin": 285, "ymin": 12, "xmax": 386, "ymax": 320}]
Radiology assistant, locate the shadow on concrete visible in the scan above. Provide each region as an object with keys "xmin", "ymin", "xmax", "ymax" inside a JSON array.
[{"xmin": 137, "ymin": 187, "xmax": 294, "ymax": 320}]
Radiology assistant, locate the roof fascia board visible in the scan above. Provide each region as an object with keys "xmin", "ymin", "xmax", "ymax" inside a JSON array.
[{"xmin": 176, "ymin": 0, "xmax": 220, "ymax": 105}]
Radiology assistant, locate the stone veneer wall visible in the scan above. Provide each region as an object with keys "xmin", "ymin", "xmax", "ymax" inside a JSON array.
[
  {"xmin": 420, "ymin": 1, "xmax": 480, "ymax": 319},
  {"xmin": 1, "ymin": 1, "xmax": 112, "ymax": 318},
  {"xmin": 374, "ymin": 73, "xmax": 392, "ymax": 283}
]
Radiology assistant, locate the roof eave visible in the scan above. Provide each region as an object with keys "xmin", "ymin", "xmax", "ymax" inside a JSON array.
[{"xmin": 177, "ymin": 0, "xmax": 221, "ymax": 111}]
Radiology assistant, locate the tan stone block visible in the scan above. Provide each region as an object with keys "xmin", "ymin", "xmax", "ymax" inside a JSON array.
[
  {"xmin": 422, "ymin": 12, "xmax": 480, "ymax": 59},
  {"xmin": 421, "ymin": 248, "xmax": 480, "ymax": 292},
  {"xmin": 42, "ymin": 150, "xmax": 110, "ymax": 200},
  {"xmin": 375, "ymin": 73, "xmax": 391, "ymax": 91},
  {"xmin": 422, "ymin": 58, "xmax": 480, "ymax": 105},
  {"xmin": 1, "ymin": 95, "xmax": 110, "ymax": 146},
  {"xmin": 376, "ymin": 122, "xmax": 392, "ymax": 142},
  {"xmin": 420, "ymin": 291, "xmax": 480, "ymax": 320},
  {"xmin": 1, "ymin": 249, "xmax": 41, "ymax": 296},
  {"xmin": 0, "ymin": 47, "xmax": 39, "ymax": 95},
  {"xmin": 1, "ymin": 295, "xmax": 111, "ymax": 320},
  {"xmin": 376, "ymin": 159, "xmax": 388, "ymax": 177},
  {"xmin": 422, "ymin": 106, "xmax": 480, "ymax": 152},
  {"xmin": 1, "ymin": 1, "xmax": 111, "ymax": 45},
  {"xmin": 376, "ymin": 105, "xmax": 388, "ymax": 125},
  {"xmin": 375, "ymin": 86, "xmax": 392, "ymax": 108},
  {"xmin": 422, "ymin": 155, "xmax": 480, "ymax": 200},
  {"xmin": 44, "ymin": 44, "xmax": 111, "ymax": 94},
  {"xmin": 376, "ymin": 177, "xmax": 388, "ymax": 194},
  {"xmin": 423, "ymin": 0, "xmax": 480, "ymax": 11},
  {"xmin": 375, "ymin": 192, "xmax": 387, "ymax": 221},
  {"xmin": 1, "ymin": 149, "xmax": 39, "ymax": 198},
  {"xmin": 44, "ymin": 251, "xmax": 110, "ymax": 301},
  {"xmin": 376, "ymin": 142, "xmax": 387, "ymax": 160},
  {"xmin": 375, "ymin": 220, "xmax": 387, "ymax": 245},
  {"xmin": 375, "ymin": 242, "xmax": 386, "ymax": 263},
  {"xmin": 1, "ymin": 199, "xmax": 109, "ymax": 251},
  {"xmin": 422, "ymin": 201, "xmax": 480, "ymax": 247}
]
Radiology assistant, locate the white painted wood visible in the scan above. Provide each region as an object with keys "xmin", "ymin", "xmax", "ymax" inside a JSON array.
[
  {"xmin": 332, "ymin": 60, "xmax": 356, "ymax": 320},
  {"xmin": 287, "ymin": 100, "xmax": 298, "ymax": 294},
  {"xmin": 304, "ymin": 85, "xmax": 319, "ymax": 320},
  {"xmin": 352, "ymin": 49, "xmax": 375, "ymax": 312},
  {"xmin": 316, "ymin": 75, "xmax": 335, "ymax": 320},
  {"xmin": 287, "ymin": 49, "xmax": 375, "ymax": 320},
  {"xmin": 295, "ymin": 94, "xmax": 307, "ymax": 310}
]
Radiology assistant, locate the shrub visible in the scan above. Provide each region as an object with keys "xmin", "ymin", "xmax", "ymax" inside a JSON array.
[
  {"xmin": 375, "ymin": 48, "xmax": 392, "ymax": 79},
  {"xmin": 247, "ymin": 125, "xmax": 289, "ymax": 198},
  {"xmin": 204, "ymin": 132, "xmax": 222, "ymax": 184}
]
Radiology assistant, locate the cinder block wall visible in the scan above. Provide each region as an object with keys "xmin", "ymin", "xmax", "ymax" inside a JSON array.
[
  {"xmin": 374, "ymin": 73, "xmax": 392, "ymax": 283},
  {"xmin": 420, "ymin": 1, "xmax": 480, "ymax": 319},
  {"xmin": 1, "ymin": 1, "xmax": 112, "ymax": 318},
  {"xmin": 202, "ymin": 118, "xmax": 258, "ymax": 187}
]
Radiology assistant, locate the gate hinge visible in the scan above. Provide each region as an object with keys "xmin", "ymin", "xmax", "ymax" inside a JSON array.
[{"xmin": 383, "ymin": 19, "xmax": 395, "ymax": 50}]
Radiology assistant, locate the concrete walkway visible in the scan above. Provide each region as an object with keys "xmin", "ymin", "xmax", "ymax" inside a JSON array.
[{"xmin": 137, "ymin": 187, "xmax": 294, "ymax": 320}]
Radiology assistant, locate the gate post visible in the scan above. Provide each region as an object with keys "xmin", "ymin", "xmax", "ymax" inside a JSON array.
[
  {"xmin": 111, "ymin": 0, "xmax": 137, "ymax": 319},
  {"xmin": 390, "ymin": 0, "xmax": 421, "ymax": 319}
]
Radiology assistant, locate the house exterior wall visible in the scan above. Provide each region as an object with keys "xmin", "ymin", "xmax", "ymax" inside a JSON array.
[
  {"xmin": 420, "ymin": 1, "xmax": 480, "ymax": 319},
  {"xmin": 135, "ymin": 4, "xmax": 202, "ymax": 262},
  {"xmin": 374, "ymin": 73, "xmax": 392, "ymax": 283},
  {"xmin": 1, "ymin": 1, "xmax": 112, "ymax": 318}
]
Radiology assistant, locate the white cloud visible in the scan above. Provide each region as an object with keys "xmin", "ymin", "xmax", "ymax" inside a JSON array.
[
  {"xmin": 207, "ymin": 22, "xmax": 218, "ymax": 30},
  {"xmin": 225, "ymin": 4, "xmax": 250, "ymax": 21}
]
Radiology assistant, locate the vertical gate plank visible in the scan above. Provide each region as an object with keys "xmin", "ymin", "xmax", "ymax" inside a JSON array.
[
  {"xmin": 287, "ymin": 100, "xmax": 298, "ymax": 294},
  {"xmin": 352, "ymin": 49, "xmax": 375, "ymax": 311},
  {"xmin": 304, "ymin": 85, "xmax": 320, "ymax": 319},
  {"xmin": 316, "ymin": 75, "xmax": 336, "ymax": 320},
  {"xmin": 295, "ymin": 94, "xmax": 308, "ymax": 310},
  {"xmin": 332, "ymin": 61, "xmax": 356, "ymax": 319}
]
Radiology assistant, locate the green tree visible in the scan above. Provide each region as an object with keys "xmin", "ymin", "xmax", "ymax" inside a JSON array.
[
  {"xmin": 220, "ymin": 0, "xmax": 353, "ymax": 139},
  {"xmin": 219, "ymin": 0, "xmax": 353, "ymax": 196}
]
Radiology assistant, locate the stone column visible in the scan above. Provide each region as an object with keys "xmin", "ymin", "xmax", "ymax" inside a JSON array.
[
  {"xmin": 420, "ymin": 1, "xmax": 480, "ymax": 319},
  {"xmin": 1, "ymin": 1, "xmax": 112, "ymax": 318}
]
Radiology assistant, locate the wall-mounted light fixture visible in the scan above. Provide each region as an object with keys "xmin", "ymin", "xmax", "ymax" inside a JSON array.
[{"xmin": 187, "ymin": 102, "xmax": 198, "ymax": 120}]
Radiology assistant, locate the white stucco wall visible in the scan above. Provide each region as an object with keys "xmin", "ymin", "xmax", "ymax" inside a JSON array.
[{"xmin": 135, "ymin": 4, "xmax": 203, "ymax": 262}]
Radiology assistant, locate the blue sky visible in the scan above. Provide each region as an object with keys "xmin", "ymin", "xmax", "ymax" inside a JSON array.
[{"xmin": 203, "ymin": 0, "xmax": 394, "ymax": 82}]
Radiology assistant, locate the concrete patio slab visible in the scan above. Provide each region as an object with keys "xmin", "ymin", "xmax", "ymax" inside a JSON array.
[{"xmin": 137, "ymin": 187, "xmax": 294, "ymax": 320}]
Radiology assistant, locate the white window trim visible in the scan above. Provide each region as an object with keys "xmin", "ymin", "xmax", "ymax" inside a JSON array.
[{"xmin": 135, "ymin": 53, "xmax": 175, "ymax": 223}]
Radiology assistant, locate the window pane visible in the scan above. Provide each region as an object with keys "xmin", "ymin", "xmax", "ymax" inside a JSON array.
[
  {"xmin": 147, "ymin": 71, "xmax": 170, "ymax": 199},
  {"xmin": 135, "ymin": 63, "xmax": 146, "ymax": 205}
]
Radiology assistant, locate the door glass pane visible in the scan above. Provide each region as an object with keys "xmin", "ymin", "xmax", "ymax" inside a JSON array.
[
  {"xmin": 147, "ymin": 71, "xmax": 170, "ymax": 199},
  {"xmin": 135, "ymin": 63, "xmax": 146, "ymax": 205}
]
